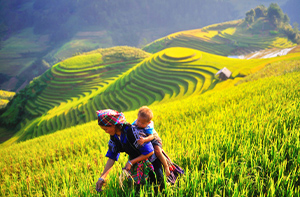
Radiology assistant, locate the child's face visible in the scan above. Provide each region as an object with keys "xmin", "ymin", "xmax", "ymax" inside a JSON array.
[{"xmin": 136, "ymin": 116, "xmax": 150, "ymax": 129}]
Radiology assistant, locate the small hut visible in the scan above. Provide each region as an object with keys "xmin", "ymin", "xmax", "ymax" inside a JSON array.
[{"xmin": 215, "ymin": 67, "xmax": 232, "ymax": 80}]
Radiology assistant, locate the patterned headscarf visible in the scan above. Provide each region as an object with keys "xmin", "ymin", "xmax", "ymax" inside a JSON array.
[{"xmin": 97, "ymin": 109, "xmax": 127, "ymax": 126}]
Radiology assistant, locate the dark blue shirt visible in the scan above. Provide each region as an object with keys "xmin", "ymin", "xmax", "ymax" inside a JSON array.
[{"xmin": 105, "ymin": 125, "xmax": 154, "ymax": 161}]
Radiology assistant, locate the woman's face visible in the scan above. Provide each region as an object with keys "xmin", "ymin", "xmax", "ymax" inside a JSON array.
[{"xmin": 100, "ymin": 125, "xmax": 116, "ymax": 136}]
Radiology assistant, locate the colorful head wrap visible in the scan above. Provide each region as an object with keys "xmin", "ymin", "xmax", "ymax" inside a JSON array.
[{"xmin": 97, "ymin": 109, "xmax": 127, "ymax": 126}]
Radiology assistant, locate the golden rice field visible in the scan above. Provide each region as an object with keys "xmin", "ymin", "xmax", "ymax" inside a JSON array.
[{"xmin": 1, "ymin": 65, "xmax": 300, "ymax": 196}]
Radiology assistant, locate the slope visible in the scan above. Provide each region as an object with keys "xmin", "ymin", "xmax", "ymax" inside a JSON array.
[
  {"xmin": 2, "ymin": 45, "xmax": 300, "ymax": 146},
  {"xmin": 0, "ymin": 46, "xmax": 150, "ymax": 144},
  {"xmin": 1, "ymin": 60, "xmax": 300, "ymax": 196},
  {"xmin": 143, "ymin": 19, "xmax": 296, "ymax": 56}
]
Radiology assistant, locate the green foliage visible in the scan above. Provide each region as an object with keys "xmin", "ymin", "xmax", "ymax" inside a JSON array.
[
  {"xmin": 0, "ymin": 78, "xmax": 47, "ymax": 127},
  {"xmin": 283, "ymin": 25, "xmax": 300, "ymax": 44},
  {"xmin": 245, "ymin": 9, "xmax": 255, "ymax": 24},
  {"xmin": 267, "ymin": 3, "xmax": 284, "ymax": 26},
  {"xmin": 242, "ymin": 4, "xmax": 294, "ymax": 41},
  {"xmin": 254, "ymin": 5, "xmax": 267, "ymax": 18}
]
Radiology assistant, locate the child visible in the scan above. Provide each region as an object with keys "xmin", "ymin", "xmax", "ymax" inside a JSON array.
[{"xmin": 132, "ymin": 106, "xmax": 171, "ymax": 177}]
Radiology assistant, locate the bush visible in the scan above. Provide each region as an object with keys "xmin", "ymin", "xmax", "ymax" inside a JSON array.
[{"xmin": 254, "ymin": 5, "xmax": 267, "ymax": 18}]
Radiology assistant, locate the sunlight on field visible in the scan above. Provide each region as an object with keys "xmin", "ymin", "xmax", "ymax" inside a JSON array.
[
  {"xmin": 221, "ymin": 27, "xmax": 236, "ymax": 35},
  {"xmin": 60, "ymin": 53, "xmax": 103, "ymax": 69},
  {"xmin": 1, "ymin": 69, "xmax": 300, "ymax": 196},
  {"xmin": 3, "ymin": 46, "xmax": 299, "ymax": 146}
]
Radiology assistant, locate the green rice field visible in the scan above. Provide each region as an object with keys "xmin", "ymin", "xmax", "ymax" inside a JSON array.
[{"xmin": 1, "ymin": 63, "xmax": 300, "ymax": 196}]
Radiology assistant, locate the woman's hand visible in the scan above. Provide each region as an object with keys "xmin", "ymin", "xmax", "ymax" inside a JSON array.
[
  {"xmin": 96, "ymin": 178, "xmax": 105, "ymax": 192},
  {"xmin": 125, "ymin": 160, "xmax": 133, "ymax": 171}
]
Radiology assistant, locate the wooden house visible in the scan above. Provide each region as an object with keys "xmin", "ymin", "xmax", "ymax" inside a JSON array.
[{"xmin": 215, "ymin": 67, "xmax": 232, "ymax": 80}]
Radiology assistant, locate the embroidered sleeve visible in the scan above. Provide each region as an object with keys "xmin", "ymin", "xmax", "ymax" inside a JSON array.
[{"xmin": 105, "ymin": 139, "xmax": 120, "ymax": 161}]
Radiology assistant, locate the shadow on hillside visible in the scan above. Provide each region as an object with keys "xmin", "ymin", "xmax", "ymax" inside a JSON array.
[{"xmin": 0, "ymin": 133, "xmax": 13, "ymax": 144}]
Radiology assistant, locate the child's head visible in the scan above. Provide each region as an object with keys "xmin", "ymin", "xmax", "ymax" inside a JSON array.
[{"xmin": 136, "ymin": 106, "xmax": 153, "ymax": 129}]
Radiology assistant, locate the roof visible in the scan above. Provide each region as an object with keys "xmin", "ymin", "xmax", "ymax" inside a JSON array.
[{"xmin": 215, "ymin": 67, "xmax": 232, "ymax": 78}]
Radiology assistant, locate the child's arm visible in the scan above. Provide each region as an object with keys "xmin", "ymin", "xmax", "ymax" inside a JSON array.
[{"xmin": 137, "ymin": 134, "xmax": 154, "ymax": 145}]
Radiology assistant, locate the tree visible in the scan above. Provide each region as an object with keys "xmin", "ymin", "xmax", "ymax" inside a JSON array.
[
  {"xmin": 283, "ymin": 14, "xmax": 290, "ymax": 24},
  {"xmin": 267, "ymin": 3, "xmax": 284, "ymax": 25},
  {"xmin": 254, "ymin": 5, "xmax": 267, "ymax": 18},
  {"xmin": 245, "ymin": 9, "xmax": 255, "ymax": 24}
]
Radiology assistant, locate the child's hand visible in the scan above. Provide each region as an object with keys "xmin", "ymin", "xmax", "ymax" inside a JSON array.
[{"xmin": 137, "ymin": 137, "xmax": 145, "ymax": 146}]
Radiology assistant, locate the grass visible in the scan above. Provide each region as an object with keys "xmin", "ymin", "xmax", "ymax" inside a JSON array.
[{"xmin": 1, "ymin": 67, "xmax": 300, "ymax": 196}]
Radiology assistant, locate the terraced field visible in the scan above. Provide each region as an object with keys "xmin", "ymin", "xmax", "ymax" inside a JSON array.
[
  {"xmin": 143, "ymin": 19, "xmax": 296, "ymax": 56},
  {"xmin": 2, "ymin": 44, "xmax": 300, "ymax": 146},
  {"xmin": 11, "ymin": 47, "xmax": 148, "ymax": 142}
]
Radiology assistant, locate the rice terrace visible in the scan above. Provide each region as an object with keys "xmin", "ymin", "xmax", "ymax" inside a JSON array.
[{"xmin": 1, "ymin": 3, "xmax": 300, "ymax": 197}]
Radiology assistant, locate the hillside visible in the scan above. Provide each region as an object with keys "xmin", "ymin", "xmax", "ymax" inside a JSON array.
[
  {"xmin": 1, "ymin": 2, "xmax": 300, "ymax": 196},
  {"xmin": 0, "ymin": 0, "xmax": 240, "ymax": 92},
  {"xmin": 1, "ymin": 60, "xmax": 300, "ymax": 196},
  {"xmin": 2, "ymin": 42, "xmax": 300, "ymax": 147},
  {"xmin": 1, "ymin": 3, "xmax": 300, "ymax": 146},
  {"xmin": 143, "ymin": 19, "xmax": 296, "ymax": 55},
  {"xmin": 0, "ymin": 2, "xmax": 297, "ymax": 92}
]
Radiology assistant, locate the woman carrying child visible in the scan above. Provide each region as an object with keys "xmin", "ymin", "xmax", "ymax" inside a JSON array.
[
  {"xmin": 96, "ymin": 108, "xmax": 184, "ymax": 193},
  {"xmin": 96, "ymin": 109, "xmax": 165, "ymax": 192}
]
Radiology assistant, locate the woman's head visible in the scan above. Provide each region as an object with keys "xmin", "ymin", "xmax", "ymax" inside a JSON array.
[
  {"xmin": 97, "ymin": 109, "xmax": 127, "ymax": 135},
  {"xmin": 97, "ymin": 109, "xmax": 127, "ymax": 126}
]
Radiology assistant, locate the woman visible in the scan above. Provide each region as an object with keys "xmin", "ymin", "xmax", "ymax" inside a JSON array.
[{"xmin": 95, "ymin": 109, "xmax": 165, "ymax": 192}]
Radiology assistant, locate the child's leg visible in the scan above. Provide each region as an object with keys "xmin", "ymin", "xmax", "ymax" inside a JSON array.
[{"xmin": 154, "ymin": 145, "xmax": 171, "ymax": 176}]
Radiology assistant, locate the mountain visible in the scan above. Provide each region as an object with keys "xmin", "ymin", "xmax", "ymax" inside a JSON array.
[{"xmin": 0, "ymin": 0, "xmax": 291, "ymax": 92}]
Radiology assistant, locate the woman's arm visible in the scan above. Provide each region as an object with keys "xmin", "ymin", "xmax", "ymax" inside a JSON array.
[
  {"xmin": 96, "ymin": 158, "xmax": 115, "ymax": 191},
  {"xmin": 125, "ymin": 151, "xmax": 154, "ymax": 171}
]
